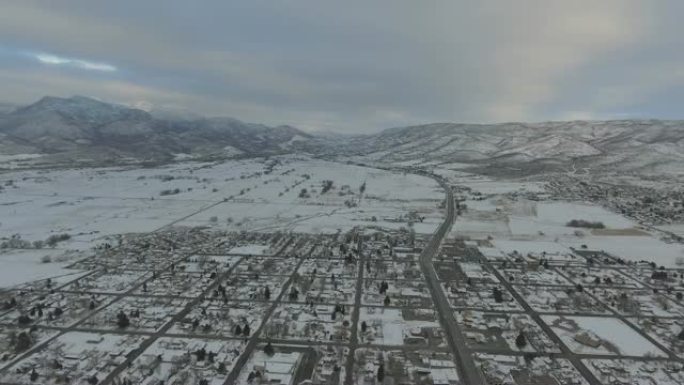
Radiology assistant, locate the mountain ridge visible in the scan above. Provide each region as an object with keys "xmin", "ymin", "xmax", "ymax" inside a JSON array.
[
  {"xmin": 1, "ymin": 96, "xmax": 683, "ymax": 175},
  {"xmin": 335, "ymin": 120, "xmax": 684, "ymax": 176},
  {"xmin": 0, "ymin": 96, "xmax": 312, "ymax": 164}
]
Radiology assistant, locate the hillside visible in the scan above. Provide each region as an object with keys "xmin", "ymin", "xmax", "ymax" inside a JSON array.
[
  {"xmin": 0, "ymin": 96, "xmax": 312, "ymax": 166},
  {"xmin": 337, "ymin": 121, "xmax": 684, "ymax": 176},
  {"xmin": 1, "ymin": 96, "xmax": 683, "ymax": 176}
]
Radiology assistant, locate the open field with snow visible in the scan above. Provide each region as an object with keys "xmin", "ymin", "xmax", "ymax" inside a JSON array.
[
  {"xmin": 0, "ymin": 156, "xmax": 442, "ymax": 288},
  {"xmin": 542, "ymin": 315, "xmax": 666, "ymax": 357},
  {"xmin": 0, "ymin": 249, "xmax": 86, "ymax": 288},
  {"xmin": 449, "ymin": 175, "xmax": 684, "ymax": 267},
  {"xmin": 0, "ymin": 156, "xmax": 443, "ymax": 250}
]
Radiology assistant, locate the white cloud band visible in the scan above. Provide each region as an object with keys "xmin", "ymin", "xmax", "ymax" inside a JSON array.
[{"xmin": 35, "ymin": 53, "xmax": 117, "ymax": 72}]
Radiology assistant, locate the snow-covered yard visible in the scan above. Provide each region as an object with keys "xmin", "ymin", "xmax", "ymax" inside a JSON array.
[{"xmin": 542, "ymin": 315, "xmax": 666, "ymax": 357}]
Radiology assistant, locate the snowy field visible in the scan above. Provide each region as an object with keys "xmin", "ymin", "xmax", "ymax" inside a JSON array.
[
  {"xmin": 449, "ymin": 176, "xmax": 684, "ymax": 267},
  {"xmin": 492, "ymin": 240, "xmax": 572, "ymax": 256},
  {"xmin": 0, "ymin": 249, "xmax": 85, "ymax": 288},
  {"xmin": 0, "ymin": 153, "xmax": 44, "ymax": 170},
  {"xmin": 0, "ymin": 156, "xmax": 443, "ymax": 250},
  {"xmin": 227, "ymin": 244, "xmax": 271, "ymax": 255},
  {"xmin": 0, "ymin": 156, "xmax": 443, "ymax": 287},
  {"xmin": 508, "ymin": 201, "xmax": 637, "ymax": 237},
  {"xmin": 542, "ymin": 315, "xmax": 666, "ymax": 357}
]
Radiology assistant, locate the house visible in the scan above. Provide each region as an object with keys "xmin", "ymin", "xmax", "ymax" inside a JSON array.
[
  {"xmin": 253, "ymin": 352, "xmax": 301, "ymax": 385},
  {"xmin": 574, "ymin": 331, "xmax": 601, "ymax": 348}
]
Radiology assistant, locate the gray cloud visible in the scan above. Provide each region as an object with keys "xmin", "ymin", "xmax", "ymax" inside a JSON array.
[{"xmin": 0, "ymin": 0, "xmax": 682, "ymax": 132}]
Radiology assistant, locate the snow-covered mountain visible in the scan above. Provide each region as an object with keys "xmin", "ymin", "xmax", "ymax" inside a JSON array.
[
  {"xmin": 335, "ymin": 121, "xmax": 684, "ymax": 175},
  {"xmin": 1, "ymin": 96, "xmax": 682, "ymax": 176},
  {"xmin": 0, "ymin": 102, "xmax": 17, "ymax": 115},
  {"xmin": 0, "ymin": 96, "xmax": 312, "ymax": 164}
]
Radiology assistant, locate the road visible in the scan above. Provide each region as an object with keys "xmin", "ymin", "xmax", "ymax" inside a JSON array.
[
  {"xmin": 222, "ymin": 238, "xmax": 313, "ymax": 385},
  {"xmin": 0, "ymin": 251, "xmax": 191, "ymax": 376},
  {"xmin": 102, "ymin": 238, "xmax": 296, "ymax": 385},
  {"xmin": 100, "ymin": 255, "xmax": 247, "ymax": 385},
  {"xmin": 418, "ymin": 176, "xmax": 485, "ymax": 385},
  {"xmin": 478, "ymin": 253, "xmax": 603, "ymax": 385},
  {"xmin": 343, "ymin": 235, "xmax": 366, "ymax": 385}
]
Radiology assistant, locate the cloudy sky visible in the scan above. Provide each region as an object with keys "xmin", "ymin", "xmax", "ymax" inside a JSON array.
[{"xmin": 1, "ymin": 1, "xmax": 683, "ymax": 133}]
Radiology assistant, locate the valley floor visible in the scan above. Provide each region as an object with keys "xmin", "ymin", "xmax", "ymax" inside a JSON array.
[{"xmin": 1, "ymin": 155, "xmax": 684, "ymax": 385}]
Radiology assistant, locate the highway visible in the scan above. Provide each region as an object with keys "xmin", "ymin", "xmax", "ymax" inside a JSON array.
[{"xmin": 418, "ymin": 175, "xmax": 485, "ymax": 385}]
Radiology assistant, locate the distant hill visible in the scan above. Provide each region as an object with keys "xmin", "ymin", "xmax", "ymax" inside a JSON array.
[
  {"xmin": 336, "ymin": 121, "xmax": 684, "ymax": 176},
  {"xmin": 1, "ymin": 96, "xmax": 683, "ymax": 176},
  {"xmin": 0, "ymin": 96, "xmax": 312, "ymax": 165},
  {"xmin": 0, "ymin": 102, "xmax": 17, "ymax": 115}
]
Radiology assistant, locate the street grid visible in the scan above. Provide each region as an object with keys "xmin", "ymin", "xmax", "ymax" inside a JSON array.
[{"xmin": 1, "ymin": 176, "xmax": 684, "ymax": 385}]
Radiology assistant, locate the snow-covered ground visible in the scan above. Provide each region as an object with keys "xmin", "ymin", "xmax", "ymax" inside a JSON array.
[
  {"xmin": 449, "ymin": 175, "xmax": 684, "ymax": 267},
  {"xmin": 542, "ymin": 315, "xmax": 666, "ymax": 357},
  {"xmin": 0, "ymin": 156, "xmax": 444, "ymax": 250},
  {"xmin": 0, "ymin": 156, "xmax": 444, "ymax": 288},
  {"xmin": 0, "ymin": 153, "xmax": 43, "ymax": 169},
  {"xmin": 507, "ymin": 201, "xmax": 637, "ymax": 237},
  {"xmin": 0, "ymin": 249, "xmax": 85, "ymax": 288},
  {"xmin": 227, "ymin": 244, "xmax": 271, "ymax": 255}
]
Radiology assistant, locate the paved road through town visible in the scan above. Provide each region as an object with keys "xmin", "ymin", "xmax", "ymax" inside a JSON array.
[{"xmin": 418, "ymin": 175, "xmax": 485, "ymax": 385}]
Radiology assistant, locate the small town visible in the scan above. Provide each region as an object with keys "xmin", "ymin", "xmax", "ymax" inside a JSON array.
[
  {"xmin": 2, "ymin": 2, "xmax": 684, "ymax": 383},
  {"xmin": 2, "ymin": 204, "xmax": 684, "ymax": 385}
]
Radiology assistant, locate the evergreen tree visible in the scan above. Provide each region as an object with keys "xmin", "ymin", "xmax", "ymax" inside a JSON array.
[
  {"xmin": 195, "ymin": 348, "xmax": 207, "ymax": 361},
  {"xmin": 116, "ymin": 311, "xmax": 130, "ymax": 329},
  {"xmin": 515, "ymin": 331, "xmax": 527, "ymax": 348},
  {"xmin": 377, "ymin": 363, "xmax": 385, "ymax": 383},
  {"xmin": 15, "ymin": 331, "xmax": 32, "ymax": 352},
  {"xmin": 493, "ymin": 287, "xmax": 504, "ymax": 303},
  {"xmin": 264, "ymin": 342, "xmax": 275, "ymax": 356}
]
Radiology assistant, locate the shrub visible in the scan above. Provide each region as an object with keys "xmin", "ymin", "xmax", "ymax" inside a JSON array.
[
  {"xmin": 45, "ymin": 233, "xmax": 71, "ymax": 247},
  {"xmin": 321, "ymin": 180, "xmax": 334, "ymax": 194},
  {"xmin": 566, "ymin": 219, "xmax": 605, "ymax": 229},
  {"xmin": 159, "ymin": 188, "xmax": 181, "ymax": 196}
]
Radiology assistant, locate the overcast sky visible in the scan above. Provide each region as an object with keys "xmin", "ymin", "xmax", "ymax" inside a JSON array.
[{"xmin": 1, "ymin": 1, "xmax": 683, "ymax": 133}]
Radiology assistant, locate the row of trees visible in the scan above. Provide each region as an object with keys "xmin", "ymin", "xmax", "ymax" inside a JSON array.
[{"xmin": 0, "ymin": 233, "xmax": 71, "ymax": 249}]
